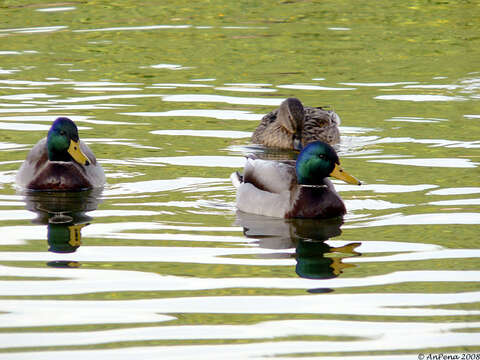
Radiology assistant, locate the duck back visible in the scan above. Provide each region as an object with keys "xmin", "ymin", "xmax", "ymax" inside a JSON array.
[{"xmin": 302, "ymin": 107, "xmax": 341, "ymax": 146}]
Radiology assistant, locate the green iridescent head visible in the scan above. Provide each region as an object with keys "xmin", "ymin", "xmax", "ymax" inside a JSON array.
[
  {"xmin": 47, "ymin": 117, "xmax": 90, "ymax": 165},
  {"xmin": 295, "ymin": 141, "xmax": 361, "ymax": 185}
]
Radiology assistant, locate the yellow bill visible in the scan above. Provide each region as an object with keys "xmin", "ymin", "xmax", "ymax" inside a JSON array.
[
  {"xmin": 330, "ymin": 257, "xmax": 356, "ymax": 276},
  {"xmin": 68, "ymin": 223, "xmax": 88, "ymax": 247},
  {"xmin": 68, "ymin": 140, "xmax": 90, "ymax": 165},
  {"xmin": 330, "ymin": 163, "xmax": 361, "ymax": 185}
]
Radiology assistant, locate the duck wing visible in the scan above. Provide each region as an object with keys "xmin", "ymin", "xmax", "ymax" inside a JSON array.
[
  {"xmin": 231, "ymin": 156, "xmax": 297, "ymax": 218},
  {"xmin": 16, "ymin": 138, "xmax": 49, "ymax": 188},
  {"xmin": 243, "ymin": 156, "xmax": 297, "ymax": 193},
  {"xmin": 79, "ymin": 140, "xmax": 98, "ymax": 166},
  {"xmin": 79, "ymin": 140, "xmax": 105, "ymax": 188}
]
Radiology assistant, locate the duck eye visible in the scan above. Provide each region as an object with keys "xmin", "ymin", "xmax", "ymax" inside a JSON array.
[
  {"xmin": 319, "ymin": 154, "xmax": 326, "ymax": 159},
  {"xmin": 60, "ymin": 130, "xmax": 66, "ymax": 136}
]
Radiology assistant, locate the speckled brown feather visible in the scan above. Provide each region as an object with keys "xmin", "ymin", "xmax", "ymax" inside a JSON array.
[
  {"xmin": 302, "ymin": 107, "xmax": 340, "ymax": 146},
  {"xmin": 251, "ymin": 109, "xmax": 296, "ymax": 148}
]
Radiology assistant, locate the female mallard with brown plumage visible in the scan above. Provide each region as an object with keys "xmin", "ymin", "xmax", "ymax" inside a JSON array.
[
  {"xmin": 251, "ymin": 97, "xmax": 341, "ymax": 150},
  {"xmin": 16, "ymin": 117, "xmax": 105, "ymax": 191},
  {"xmin": 231, "ymin": 141, "xmax": 360, "ymax": 218}
]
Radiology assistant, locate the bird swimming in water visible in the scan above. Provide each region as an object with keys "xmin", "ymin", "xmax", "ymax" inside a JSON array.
[
  {"xmin": 16, "ymin": 117, "xmax": 105, "ymax": 191},
  {"xmin": 251, "ymin": 97, "xmax": 341, "ymax": 150},
  {"xmin": 231, "ymin": 140, "xmax": 360, "ymax": 218}
]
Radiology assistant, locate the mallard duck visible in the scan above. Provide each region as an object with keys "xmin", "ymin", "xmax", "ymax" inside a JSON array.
[
  {"xmin": 251, "ymin": 97, "xmax": 341, "ymax": 150},
  {"xmin": 230, "ymin": 141, "xmax": 360, "ymax": 218},
  {"xmin": 16, "ymin": 117, "xmax": 105, "ymax": 191}
]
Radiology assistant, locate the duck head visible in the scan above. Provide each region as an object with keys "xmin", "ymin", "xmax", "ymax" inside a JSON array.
[
  {"xmin": 296, "ymin": 141, "xmax": 361, "ymax": 185},
  {"xmin": 47, "ymin": 117, "xmax": 91, "ymax": 165},
  {"xmin": 278, "ymin": 98, "xmax": 305, "ymax": 151}
]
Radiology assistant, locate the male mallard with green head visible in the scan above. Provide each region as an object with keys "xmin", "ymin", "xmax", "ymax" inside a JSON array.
[
  {"xmin": 231, "ymin": 141, "xmax": 360, "ymax": 218},
  {"xmin": 251, "ymin": 97, "xmax": 341, "ymax": 150},
  {"xmin": 16, "ymin": 117, "xmax": 105, "ymax": 191}
]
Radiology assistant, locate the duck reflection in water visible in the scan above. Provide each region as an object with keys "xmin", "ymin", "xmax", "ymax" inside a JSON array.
[
  {"xmin": 22, "ymin": 189, "xmax": 102, "ymax": 268},
  {"xmin": 235, "ymin": 211, "xmax": 361, "ymax": 283}
]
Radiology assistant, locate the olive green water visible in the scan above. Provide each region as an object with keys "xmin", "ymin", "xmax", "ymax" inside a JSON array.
[{"xmin": 0, "ymin": 1, "xmax": 479, "ymax": 359}]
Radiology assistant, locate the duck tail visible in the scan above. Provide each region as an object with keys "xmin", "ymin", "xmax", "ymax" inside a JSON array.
[
  {"xmin": 244, "ymin": 154, "xmax": 258, "ymax": 173},
  {"xmin": 331, "ymin": 111, "xmax": 341, "ymax": 126},
  {"xmin": 230, "ymin": 171, "xmax": 243, "ymax": 188}
]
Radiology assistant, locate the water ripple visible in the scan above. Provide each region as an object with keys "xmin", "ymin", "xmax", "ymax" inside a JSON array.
[
  {"xmin": 0, "ymin": 26, "xmax": 67, "ymax": 34},
  {"xmin": 0, "ymin": 292, "xmax": 478, "ymax": 330},
  {"xmin": 36, "ymin": 7, "xmax": 76, "ymax": 12},
  {"xmin": 0, "ymin": 319, "xmax": 478, "ymax": 353},
  {"xmin": 74, "ymin": 25, "xmax": 192, "ymax": 33},
  {"xmin": 369, "ymin": 158, "xmax": 477, "ymax": 168},
  {"xmin": 151, "ymin": 130, "xmax": 252, "ymax": 138},
  {"xmin": 125, "ymin": 109, "xmax": 262, "ymax": 120},
  {"xmin": 347, "ymin": 212, "xmax": 480, "ymax": 228},
  {"xmin": 2, "ymin": 266, "xmax": 476, "ymax": 296},
  {"xmin": 162, "ymin": 94, "xmax": 284, "ymax": 106},
  {"xmin": 375, "ymin": 94, "xmax": 466, "ymax": 102}
]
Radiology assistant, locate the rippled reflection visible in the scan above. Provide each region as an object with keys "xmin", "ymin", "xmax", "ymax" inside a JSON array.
[
  {"xmin": 236, "ymin": 212, "xmax": 360, "ymax": 282},
  {"xmin": 21, "ymin": 189, "xmax": 102, "ymax": 266},
  {"xmin": 0, "ymin": 319, "xmax": 478, "ymax": 358}
]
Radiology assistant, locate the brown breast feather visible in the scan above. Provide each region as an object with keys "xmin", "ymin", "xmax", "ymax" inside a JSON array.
[{"xmin": 285, "ymin": 185, "xmax": 346, "ymax": 219}]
